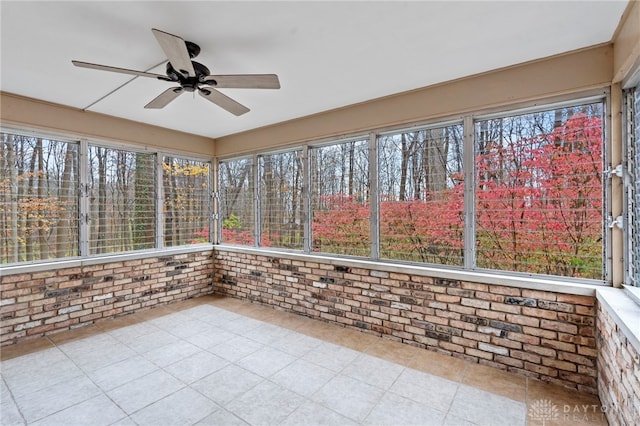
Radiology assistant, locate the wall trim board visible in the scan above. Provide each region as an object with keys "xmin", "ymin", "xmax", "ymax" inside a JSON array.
[
  {"xmin": 0, "ymin": 92, "xmax": 215, "ymax": 156},
  {"xmin": 215, "ymin": 44, "xmax": 613, "ymax": 156}
]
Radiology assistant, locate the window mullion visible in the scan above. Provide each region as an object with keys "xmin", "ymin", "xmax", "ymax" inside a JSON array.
[
  {"xmin": 155, "ymin": 154, "xmax": 164, "ymax": 249},
  {"xmin": 369, "ymin": 131, "xmax": 380, "ymax": 260},
  {"xmin": 302, "ymin": 146, "xmax": 311, "ymax": 253},
  {"xmin": 254, "ymin": 154, "xmax": 261, "ymax": 247},
  {"xmin": 211, "ymin": 159, "xmax": 219, "ymax": 245},
  {"xmin": 78, "ymin": 139, "xmax": 89, "ymax": 256},
  {"xmin": 463, "ymin": 115, "xmax": 476, "ymax": 270}
]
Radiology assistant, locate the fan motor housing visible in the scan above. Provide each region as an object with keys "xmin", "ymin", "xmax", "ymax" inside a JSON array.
[{"xmin": 166, "ymin": 61, "xmax": 211, "ymax": 91}]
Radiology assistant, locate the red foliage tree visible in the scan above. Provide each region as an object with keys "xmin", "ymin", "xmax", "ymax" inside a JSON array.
[
  {"xmin": 312, "ymin": 114, "xmax": 602, "ymax": 278},
  {"xmin": 475, "ymin": 114, "xmax": 602, "ymax": 278}
]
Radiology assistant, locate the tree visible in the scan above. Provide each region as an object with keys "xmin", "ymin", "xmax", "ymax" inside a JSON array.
[
  {"xmin": 1, "ymin": 134, "xmax": 19, "ymax": 262},
  {"xmin": 133, "ymin": 152, "xmax": 154, "ymax": 250},
  {"xmin": 312, "ymin": 113, "xmax": 602, "ymax": 278},
  {"xmin": 55, "ymin": 144, "xmax": 76, "ymax": 257},
  {"xmin": 219, "ymin": 158, "xmax": 255, "ymax": 245},
  {"xmin": 475, "ymin": 112, "xmax": 603, "ymax": 278}
]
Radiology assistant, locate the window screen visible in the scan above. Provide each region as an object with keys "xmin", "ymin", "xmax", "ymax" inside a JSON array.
[
  {"xmin": 87, "ymin": 147, "xmax": 155, "ymax": 254},
  {"xmin": 259, "ymin": 151, "xmax": 304, "ymax": 249},
  {"xmin": 626, "ymin": 85, "xmax": 640, "ymax": 286},
  {"xmin": 163, "ymin": 156, "xmax": 211, "ymax": 247},
  {"xmin": 378, "ymin": 125, "xmax": 464, "ymax": 265},
  {"xmin": 219, "ymin": 157, "xmax": 255, "ymax": 245},
  {"xmin": 474, "ymin": 102, "xmax": 604, "ymax": 279},
  {"xmin": 310, "ymin": 139, "xmax": 370, "ymax": 256},
  {"xmin": 1, "ymin": 133, "xmax": 78, "ymax": 263}
]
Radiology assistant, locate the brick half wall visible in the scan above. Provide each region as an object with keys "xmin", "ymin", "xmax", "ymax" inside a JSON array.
[
  {"xmin": 1, "ymin": 250, "xmax": 214, "ymax": 346},
  {"xmin": 214, "ymin": 248, "xmax": 598, "ymax": 394},
  {"xmin": 596, "ymin": 288, "xmax": 640, "ymax": 425}
]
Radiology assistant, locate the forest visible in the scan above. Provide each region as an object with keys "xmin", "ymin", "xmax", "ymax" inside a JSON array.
[
  {"xmin": 1, "ymin": 102, "xmax": 603, "ymax": 280},
  {"xmin": 220, "ymin": 103, "xmax": 604, "ymax": 280},
  {"xmin": 0, "ymin": 136, "xmax": 210, "ymax": 263}
]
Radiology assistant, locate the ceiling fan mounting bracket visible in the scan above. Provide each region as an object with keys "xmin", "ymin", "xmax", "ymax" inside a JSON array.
[{"xmin": 185, "ymin": 41, "xmax": 200, "ymax": 59}]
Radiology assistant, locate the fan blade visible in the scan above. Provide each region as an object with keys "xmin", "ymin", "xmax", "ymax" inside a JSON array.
[
  {"xmin": 72, "ymin": 61, "xmax": 167, "ymax": 79},
  {"xmin": 145, "ymin": 87, "xmax": 184, "ymax": 109},
  {"xmin": 152, "ymin": 28, "xmax": 195, "ymax": 77},
  {"xmin": 199, "ymin": 88, "xmax": 249, "ymax": 116},
  {"xmin": 204, "ymin": 74, "xmax": 281, "ymax": 89}
]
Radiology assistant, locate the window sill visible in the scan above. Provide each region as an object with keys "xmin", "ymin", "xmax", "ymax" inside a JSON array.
[
  {"xmin": 214, "ymin": 245, "xmax": 607, "ymax": 296},
  {"xmin": 0, "ymin": 244, "xmax": 214, "ymax": 277},
  {"xmin": 596, "ymin": 286, "xmax": 640, "ymax": 354}
]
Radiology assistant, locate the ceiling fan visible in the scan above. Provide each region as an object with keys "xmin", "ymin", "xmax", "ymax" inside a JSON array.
[{"xmin": 72, "ymin": 28, "xmax": 280, "ymax": 116}]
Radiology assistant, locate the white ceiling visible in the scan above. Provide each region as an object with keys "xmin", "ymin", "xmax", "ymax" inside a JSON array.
[{"xmin": 0, "ymin": 1, "xmax": 629, "ymax": 139}]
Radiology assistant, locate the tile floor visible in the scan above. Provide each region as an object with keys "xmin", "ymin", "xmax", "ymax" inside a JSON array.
[{"xmin": 0, "ymin": 295, "xmax": 607, "ymax": 426}]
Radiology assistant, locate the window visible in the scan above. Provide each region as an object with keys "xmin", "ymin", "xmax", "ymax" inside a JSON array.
[
  {"xmin": 310, "ymin": 139, "xmax": 370, "ymax": 256},
  {"xmin": 378, "ymin": 125, "xmax": 464, "ymax": 265},
  {"xmin": 625, "ymin": 84, "xmax": 640, "ymax": 286},
  {"xmin": 219, "ymin": 157, "xmax": 255, "ymax": 245},
  {"xmin": 163, "ymin": 156, "xmax": 211, "ymax": 247},
  {"xmin": 259, "ymin": 151, "xmax": 304, "ymax": 249},
  {"xmin": 218, "ymin": 95, "xmax": 608, "ymax": 283},
  {"xmin": 1, "ymin": 133, "xmax": 78, "ymax": 263},
  {"xmin": 1, "ymin": 130, "xmax": 213, "ymax": 265},
  {"xmin": 474, "ymin": 102, "xmax": 604, "ymax": 279},
  {"xmin": 87, "ymin": 146, "xmax": 155, "ymax": 254}
]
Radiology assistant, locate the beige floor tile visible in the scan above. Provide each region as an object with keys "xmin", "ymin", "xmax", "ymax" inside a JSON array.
[
  {"xmin": 95, "ymin": 314, "xmax": 143, "ymax": 332},
  {"xmin": 1, "ymin": 295, "xmax": 609, "ymax": 426},
  {"xmin": 0, "ymin": 337, "xmax": 55, "ymax": 361},
  {"xmin": 462, "ymin": 363, "xmax": 527, "ymax": 402},
  {"xmin": 259, "ymin": 311, "xmax": 310, "ymax": 331},
  {"xmin": 47, "ymin": 324, "xmax": 103, "ymax": 345},
  {"xmin": 295, "ymin": 319, "xmax": 341, "ymax": 339},
  {"xmin": 324, "ymin": 327, "xmax": 378, "ymax": 352},
  {"xmin": 365, "ymin": 338, "xmax": 418, "ymax": 367},
  {"xmin": 527, "ymin": 379, "xmax": 607, "ymax": 425},
  {"xmin": 408, "ymin": 348, "xmax": 470, "ymax": 382}
]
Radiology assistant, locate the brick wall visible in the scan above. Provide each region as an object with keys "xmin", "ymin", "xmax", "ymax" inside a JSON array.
[
  {"xmin": 0, "ymin": 250, "xmax": 214, "ymax": 346},
  {"xmin": 596, "ymin": 295, "xmax": 640, "ymax": 425},
  {"xmin": 214, "ymin": 249, "xmax": 598, "ymax": 394}
]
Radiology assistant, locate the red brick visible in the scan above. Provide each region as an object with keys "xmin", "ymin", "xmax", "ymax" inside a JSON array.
[
  {"xmin": 494, "ymin": 354, "xmax": 524, "ymax": 368},
  {"xmin": 556, "ymin": 294, "xmax": 594, "ymax": 306},
  {"xmin": 505, "ymin": 314, "xmax": 539, "ymax": 327},
  {"xmin": 524, "ymin": 362, "xmax": 558, "ymax": 377},
  {"xmin": 511, "ymin": 350, "xmax": 541, "ymax": 364},
  {"xmin": 542, "ymin": 358, "xmax": 576, "ymax": 372},
  {"xmin": 490, "ymin": 302, "xmax": 521, "ymax": 314},
  {"xmin": 476, "ymin": 292, "xmax": 504, "ymax": 302},
  {"xmin": 522, "ymin": 289, "xmax": 557, "ymax": 301},
  {"xmin": 488, "ymin": 286, "xmax": 521, "ymax": 296},
  {"xmin": 461, "ymin": 282, "xmax": 488, "ymax": 292},
  {"xmin": 465, "ymin": 347, "xmax": 494, "ymax": 360},
  {"xmin": 540, "ymin": 319, "xmax": 578, "ymax": 334},
  {"xmin": 523, "ymin": 343, "xmax": 556, "ymax": 357},
  {"xmin": 522, "ymin": 306, "xmax": 558, "ymax": 320}
]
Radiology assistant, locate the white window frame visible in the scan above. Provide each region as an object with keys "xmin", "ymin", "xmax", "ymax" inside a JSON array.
[
  {"xmin": 215, "ymin": 90, "xmax": 612, "ymax": 286},
  {"xmin": 0, "ymin": 126, "xmax": 214, "ymax": 268}
]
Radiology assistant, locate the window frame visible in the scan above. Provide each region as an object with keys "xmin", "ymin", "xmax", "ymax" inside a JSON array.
[
  {"xmin": 1, "ymin": 126, "xmax": 214, "ymax": 267},
  {"xmin": 217, "ymin": 155, "xmax": 256, "ymax": 246},
  {"xmin": 376, "ymin": 121, "xmax": 466, "ymax": 266},
  {"xmin": 257, "ymin": 148, "xmax": 305, "ymax": 250},
  {"xmin": 309, "ymin": 136, "xmax": 371, "ymax": 257},
  {"xmin": 216, "ymin": 89, "xmax": 612, "ymax": 286},
  {"xmin": 1, "ymin": 129, "xmax": 81, "ymax": 264},
  {"xmin": 471, "ymin": 95, "xmax": 608, "ymax": 281},
  {"xmin": 623, "ymin": 74, "xmax": 640, "ymax": 288}
]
